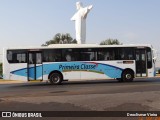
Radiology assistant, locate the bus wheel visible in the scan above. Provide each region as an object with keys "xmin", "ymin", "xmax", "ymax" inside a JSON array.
[
  {"xmin": 122, "ymin": 70, "xmax": 134, "ymax": 82},
  {"xmin": 49, "ymin": 73, "xmax": 62, "ymax": 85}
]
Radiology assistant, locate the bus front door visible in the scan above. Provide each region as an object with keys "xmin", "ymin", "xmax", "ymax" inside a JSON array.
[
  {"xmin": 135, "ymin": 49, "xmax": 147, "ymax": 77},
  {"xmin": 28, "ymin": 52, "xmax": 43, "ymax": 80}
]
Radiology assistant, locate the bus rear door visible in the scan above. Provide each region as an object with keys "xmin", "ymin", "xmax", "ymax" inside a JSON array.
[{"xmin": 28, "ymin": 51, "xmax": 43, "ymax": 80}]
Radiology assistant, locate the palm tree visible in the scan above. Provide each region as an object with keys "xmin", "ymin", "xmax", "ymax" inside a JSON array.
[{"xmin": 42, "ymin": 33, "xmax": 77, "ymax": 46}]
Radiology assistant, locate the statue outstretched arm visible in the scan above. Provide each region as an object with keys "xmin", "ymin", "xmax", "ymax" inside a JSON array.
[
  {"xmin": 83, "ymin": 5, "xmax": 93, "ymax": 19},
  {"xmin": 88, "ymin": 5, "xmax": 93, "ymax": 10}
]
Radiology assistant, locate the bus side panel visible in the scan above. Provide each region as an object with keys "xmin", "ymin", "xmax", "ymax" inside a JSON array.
[
  {"xmin": 80, "ymin": 61, "xmax": 136, "ymax": 80},
  {"xmin": 148, "ymin": 68, "xmax": 156, "ymax": 77},
  {"xmin": 80, "ymin": 61, "xmax": 122, "ymax": 80},
  {"xmin": 42, "ymin": 62, "xmax": 81, "ymax": 80},
  {"xmin": 42, "ymin": 61, "xmax": 135, "ymax": 81},
  {"xmin": 43, "ymin": 63, "xmax": 51, "ymax": 80},
  {"xmin": 3, "ymin": 49, "xmax": 28, "ymax": 81},
  {"xmin": 3, "ymin": 49, "xmax": 27, "ymax": 81},
  {"xmin": 8, "ymin": 63, "xmax": 28, "ymax": 81}
]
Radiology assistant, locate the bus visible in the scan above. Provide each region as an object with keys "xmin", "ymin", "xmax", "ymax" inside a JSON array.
[{"xmin": 3, "ymin": 44, "xmax": 156, "ymax": 84}]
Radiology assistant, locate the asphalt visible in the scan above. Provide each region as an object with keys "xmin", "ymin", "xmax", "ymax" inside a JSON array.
[{"xmin": 0, "ymin": 78, "xmax": 160, "ymax": 120}]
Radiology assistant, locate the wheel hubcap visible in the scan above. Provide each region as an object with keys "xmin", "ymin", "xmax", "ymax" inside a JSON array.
[
  {"xmin": 53, "ymin": 76, "xmax": 60, "ymax": 83},
  {"xmin": 126, "ymin": 74, "xmax": 131, "ymax": 79}
]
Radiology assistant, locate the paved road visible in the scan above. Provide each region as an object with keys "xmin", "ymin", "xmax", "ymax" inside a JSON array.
[{"xmin": 0, "ymin": 78, "xmax": 160, "ymax": 119}]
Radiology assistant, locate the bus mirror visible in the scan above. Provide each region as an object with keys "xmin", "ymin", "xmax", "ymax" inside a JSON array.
[{"xmin": 153, "ymin": 57, "xmax": 157, "ymax": 60}]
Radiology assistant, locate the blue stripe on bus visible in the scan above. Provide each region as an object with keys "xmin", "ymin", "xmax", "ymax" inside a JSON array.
[
  {"xmin": 36, "ymin": 66, "xmax": 43, "ymax": 79},
  {"xmin": 10, "ymin": 62, "xmax": 123, "ymax": 79},
  {"xmin": 11, "ymin": 68, "xmax": 27, "ymax": 77},
  {"xmin": 42, "ymin": 62, "xmax": 123, "ymax": 78},
  {"xmin": 11, "ymin": 65, "xmax": 43, "ymax": 79}
]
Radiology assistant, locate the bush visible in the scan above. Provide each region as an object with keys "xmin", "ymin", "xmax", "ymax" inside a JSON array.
[{"xmin": 0, "ymin": 63, "xmax": 2, "ymax": 76}]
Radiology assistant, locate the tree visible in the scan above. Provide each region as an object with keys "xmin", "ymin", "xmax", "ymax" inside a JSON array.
[
  {"xmin": 100, "ymin": 38, "xmax": 122, "ymax": 45},
  {"xmin": 0, "ymin": 63, "xmax": 2, "ymax": 76},
  {"xmin": 42, "ymin": 33, "xmax": 77, "ymax": 46}
]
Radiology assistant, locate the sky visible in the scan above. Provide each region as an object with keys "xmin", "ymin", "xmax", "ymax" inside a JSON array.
[{"xmin": 0, "ymin": 0, "xmax": 160, "ymax": 66}]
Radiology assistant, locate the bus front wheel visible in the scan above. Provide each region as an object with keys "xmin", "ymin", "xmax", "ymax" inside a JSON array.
[
  {"xmin": 49, "ymin": 73, "xmax": 63, "ymax": 85},
  {"xmin": 122, "ymin": 70, "xmax": 134, "ymax": 82}
]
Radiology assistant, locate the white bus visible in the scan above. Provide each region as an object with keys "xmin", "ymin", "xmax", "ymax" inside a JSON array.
[{"xmin": 3, "ymin": 44, "xmax": 156, "ymax": 84}]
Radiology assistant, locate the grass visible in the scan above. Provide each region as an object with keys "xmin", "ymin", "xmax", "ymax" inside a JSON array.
[
  {"xmin": 0, "ymin": 79, "xmax": 24, "ymax": 84},
  {"xmin": 0, "ymin": 79, "xmax": 19, "ymax": 82}
]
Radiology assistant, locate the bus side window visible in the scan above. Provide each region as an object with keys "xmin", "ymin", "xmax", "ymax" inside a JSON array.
[
  {"xmin": 119, "ymin": 48, "xmax": 134, "ymax": 60},
  {"xmin": 65, "ymin": 54, "xmax": 72, "ymax": 61},
  {"xmin": 43, "ymin": 49, "xmax": 62, "ymax": 62},
  {"xmin": 7, "ymin": 50, "xmax": 27, "ymax": 63},
  {"xmin": 29, "ymin": 54, "xmax": 33, "ymax": 64},
  {"xmin": 98, "ymin": 49, "xmax": 115, "ymax": 61},
  {"xmin": 36, "ymin": 53, "xmax": 42, "ymax": 64},
  {"xmin": 61, "ymin": 48, "xmax": 80, "ymax": 61},
  {"xmin": 104, "ymin": 53, "xmax": 109, "ymax": 60},
  {"xmin": 98, "ymin": 51, "xmax": 107, "ymax": 61}
]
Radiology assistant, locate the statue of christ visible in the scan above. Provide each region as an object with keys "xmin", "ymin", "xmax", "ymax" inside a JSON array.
[{"xmin": 71, "ymin": 2, "xmax": 93, "ymax": 44}]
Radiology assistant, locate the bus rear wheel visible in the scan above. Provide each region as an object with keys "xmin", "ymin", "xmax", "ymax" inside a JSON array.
[
  {"xmin": 49, "ymin": 73, "xmax": 62, "ymax": 85},
  {"xmin": 122, "ymin": 70, "xmax": 134, "ymax": 82}
]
